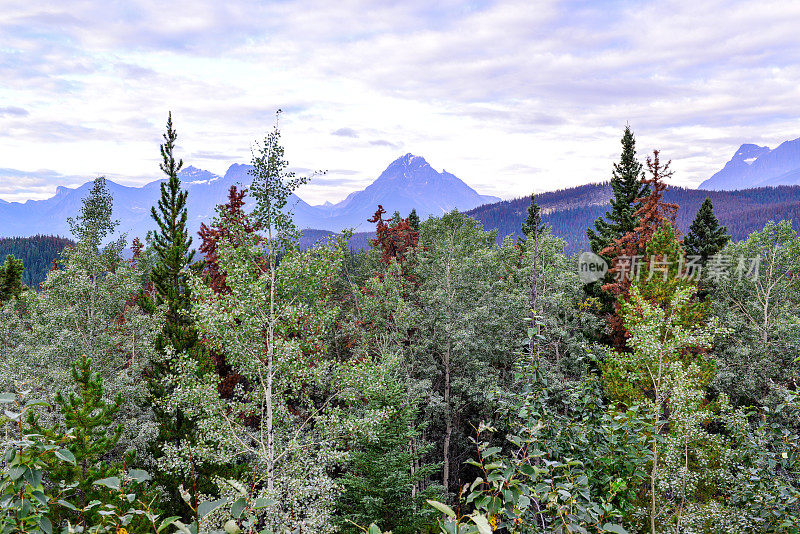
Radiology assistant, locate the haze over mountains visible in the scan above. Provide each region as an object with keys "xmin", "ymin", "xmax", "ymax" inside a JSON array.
[
  {"xmin": 4, "ymin": 137, "xmax": 800, "ymax": 251},
  {"xmin": 0, "ymin": 154, "xmax": 499, "ymax": 240},
  {"xmin": 700, "ymin": 137, "xmax": 800, "ymax": 190}
]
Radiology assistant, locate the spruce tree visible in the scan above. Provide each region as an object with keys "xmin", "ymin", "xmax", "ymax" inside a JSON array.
[
  {"xmin": 147, "ymin": 113, "xmax": 206, "ymax": 516},
  {"xmin": 27, "ymin": 355, "xmax": 126, "ymax": 526},
  {"xmin": 149, "ymin": 112, "xmax": 197, "ymax": 355},
  {"xmin": 684, "ymin": 198, "xmax": 729, "ymax": 264},
  {"xmin": 334, "ymin": 381, "xmax": 442, "ymax": 534},
  {"xmin": 0, "ymin": 254, "xmax": 24, "ymax": 302},
  {"xmin": 519, "ymin": 194, "xmax": 545, "ymax": 246},
  {"xmin": 408, "ymin": 209, "xmax": 420, "ymax": 232},
  {"xmin": 587, "ymin": 125, "xmax": 649, "ymax": 254}
]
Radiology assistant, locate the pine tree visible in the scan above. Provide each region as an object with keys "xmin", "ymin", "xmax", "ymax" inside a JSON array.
[
  {"xmin": 684, "ymin": 198, "xmax": 729, "ymax": 264},
  {"xmin": 519, "ymin": 194, "xmax": 545, "ymax": 245},
  {"xmin": 0, "ymin": 254, "xmax": 24, "ymax": 302},
  {"xmin": 149, "ymin": 112, "xmax": 198, "ymax": 356},
  {"xmin": 335, "ymin": 381, "xmax": 441, "ymax": 534},
  {"xmin": 408, "ymin": 209, "xmax": 420, "ymax": 232},
  {"xmin": 390, "ymin": 210, "xmax": 402, "ymax": 227},
  {"xmin": 27, "ymin": 355, "xmax": 126, "ymax": 526},
  {"xmin": 587, "ymin": 125, "xmax": 649, "ymax": 254},
  {"xmin": 147, "ymin": 113, "xmax": 206, "ymax": 516}
]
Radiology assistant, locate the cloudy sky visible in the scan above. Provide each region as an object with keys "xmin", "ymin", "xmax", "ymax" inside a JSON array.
[{"xmin": 2, "ymin": 0, "xmax": 800, "ymax": 204}]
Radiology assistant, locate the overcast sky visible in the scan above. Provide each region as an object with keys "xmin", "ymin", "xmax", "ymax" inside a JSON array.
[{"xmin": 2, "ymin": 0, "xmax": 800, "ymax": 204}]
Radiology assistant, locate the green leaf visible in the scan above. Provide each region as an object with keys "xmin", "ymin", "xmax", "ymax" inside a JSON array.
[
  {"xmin": 427, "ymin": 499, "xmax": 456, "ymax": 519},
  {"xmin": 158, "ymin": 516, "xmax": 181, "ymax": 533},
  {"xmin": 198, "ymin": 497, "xmax": 228, "ymax": 518},
  {"xmin": 470, "ymin": 514, "xmax": 492, "ymax": 534},
  {"xmin": 32, "ymin": 490, "xmax": 48, "ymax": 505},
  {"xmin": 128, "ymin": 469, "xmax": 151, "ymax": 483},
  {"xmin": 55, "ymin": 449, "xmax": 76, "ymax": 465},
  {"xmin": 9, "ymin": 465, "xmax": 24, "ymax": 480},
  {"xmin": 602, "ymin": 524, "xmax": 628, "ymax": 534},
  {"xmin": 224, "ymin": 519, "xmax": 243, "ymax": 534},
  {"xmin": 57, "ymin": 499, "xmax": 78, "ymax": 511},
  {"xmin": 39, "ymin": 517, "xmax": 53, "ymax": 534},
  {"xmin": 0, "ymin": 393, "xmax": 16, "ymax": 403},
  {"xmin": 252, "ymin": 497, "xmax": 276, "ymax": 509},
  {"xmin": 368, "ymin": 524, "xmax": 382, "ymax": 534},
  {"xmin": 481, "ymin": 447, "xmax": 502, "ymax": 459},
  {"xmin": 94, "ymin": 476, "xmax": 121, "ymax": 491},
  {"xmin": 231, "ymin": 497, "xmax": 246, "ymax": 519}
]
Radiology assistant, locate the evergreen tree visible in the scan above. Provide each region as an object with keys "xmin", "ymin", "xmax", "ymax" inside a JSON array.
[
  {"xmin": 27, "ymin": 355, "xmax": 130, "ymax": 526},
  {"xmin": 587, "ymin": 125, "xmax": 649, "ymax": 255},
  {"xmin": 335, "ymin": 380, "xmax": 441, "ymax": 534},
  {"xmin": 149, "ymin": 112, "xmax": 198, "ymax": 356},
  {"xmin": 684, "ymin": 198, "xmax": 729, "ymax": 263},
  {"xmin": 0, "ymin": 254, "xmax": 24, "ymax": 301},
  {"xmin": 519, "ymin": 194, "xmax": 545, "ymax": 246},
  {"xmin": 408, "ymin": 209, "xmax": 420, "ymax": 232},
  {"xmin": 147, "ymin": 113, "xmax": 206, "ymax": 516}
]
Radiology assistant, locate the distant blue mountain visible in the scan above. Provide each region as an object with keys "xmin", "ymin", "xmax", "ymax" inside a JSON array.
[
  {"xmin": 0, "ymin": 154, "xmax": 499, "ymax": 239},
  {"xmin": 700, "ymin": 138, "xmax": 800, "ymax": 190}
]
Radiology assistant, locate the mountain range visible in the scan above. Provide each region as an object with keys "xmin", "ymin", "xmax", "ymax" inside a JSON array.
[
  {"xmin": 467, "ymin": 183, "xmax": 800, "ymax": 254},
  {"xmin": 699, "ymin": 138, "xmax": 800, "ymax": 190},
  {"xmin": 0, "ymin": 154, "xmax": 499, "ymax": 240}
]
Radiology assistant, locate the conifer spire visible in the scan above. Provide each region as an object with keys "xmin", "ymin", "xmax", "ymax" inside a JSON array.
[
  {"xmin": 587, "ymin": 125, "xmax": 650, "ymax": 254},
  {"xmin": 684, "ymin": 198, "xmax": 729, "ymax": 263},
  {"xmin": 149, "ymin": 112, "xmax": 196, "ymax": 354}
]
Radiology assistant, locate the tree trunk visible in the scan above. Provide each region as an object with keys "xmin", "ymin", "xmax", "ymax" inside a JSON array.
[
  {"xmin": 442, "ymin": 338, "xmax": 452, "ymax": 491},
  {"xmin": 266, "ymin": 225, "xmax": 276, "ymax": 493}
]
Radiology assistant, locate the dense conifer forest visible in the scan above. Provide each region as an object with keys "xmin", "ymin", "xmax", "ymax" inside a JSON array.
[
  {"xmin": 2, "ymin": 117, "xmax": 800, "ymax": 534},
  {"xmin": 0, "ymin": 235, "xmax": 74, "ymax": 288}
]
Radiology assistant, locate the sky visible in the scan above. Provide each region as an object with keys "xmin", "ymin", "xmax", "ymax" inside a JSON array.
[{"xmin": 2, "ymin": 0, "xmax": 800, "ymax": 204}]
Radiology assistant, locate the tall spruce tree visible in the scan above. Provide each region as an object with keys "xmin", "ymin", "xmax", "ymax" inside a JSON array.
[
  {"xmin": 684, "ymin": 198, "xmax": 729, "ymax": 264},
  {"xmin": 147, "ymin": 113, "xmax": 206, "ymax": 516},
  {"xmin": 150, "ymin": 112, "xmax": 198, "ymax": 355},
  {"xmin": 587, "ymin": 125, "xmax": 649, "ymax": 254}
]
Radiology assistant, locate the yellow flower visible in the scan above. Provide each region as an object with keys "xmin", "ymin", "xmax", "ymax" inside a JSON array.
[
  {"xmin": 117, "ymin": 529, "xmax": 128, "ymax": 534},
  {"xmin": 488, "ymin": 515, "xmax": 498, "ymax": 530}
]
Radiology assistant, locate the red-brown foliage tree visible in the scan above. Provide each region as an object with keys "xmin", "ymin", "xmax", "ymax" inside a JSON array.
[
  {"xmin": 368, "ymin": 205, "xmax": 419, "ymax": 281},
  {"xmin": 601, "ymin": 150, "xmax": 680, "ymax": 348}
]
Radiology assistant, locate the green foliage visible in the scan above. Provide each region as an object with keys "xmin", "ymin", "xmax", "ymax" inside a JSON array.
[
  {"xmin": 149, "ymin": 112, "xmax": 199, "ymax": 356},
  {"xmin": 147, "ymin": 113, "xmax": 209, "ymax": 516},
  {"xmin": 587, "ymin": 125, "xmax": 649, "ymax": 255},
  {"xmin": 683, "ymin": 198, "xmax": 729, "ymax": 264},
  {"xmin": 0, "ymin": 236, "xmax": 73, "ymax": 289},
  {"xmin": 519, "ymin": 194, "xmax": 545, "ymax": 246},
  {"xmin": 27, "ymin": 355, "xmax": 126, "ymax": 526},
  {"xmin": 586, "ymin": 125, "xmax": 650, "ymax": 313},
  {"xmin": 4, "ymin": 121, "xmax": 800, "ymax": 534},
  {"xmin": 0, "ymin": 177, "xmax": 160, "ymax": 460},
  {"xmin": 408, "ymin": 209, "xmax": 420, "ymax": 232},
  {"xmin": 709, "ymin": 220, "xmax": 800, "ymax": 409},
  {"xmin": 335, "ymin": 378, "xmax": 442, "ymax": 534},
  {"xmin": 0, "ymin": 254, "xmax": 24, "ymax": 302}
]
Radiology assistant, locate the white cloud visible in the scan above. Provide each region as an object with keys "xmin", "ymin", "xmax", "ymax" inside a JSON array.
[{"xmin": 2, "ymin": 0, "xmax": 800, "ymax": 204}]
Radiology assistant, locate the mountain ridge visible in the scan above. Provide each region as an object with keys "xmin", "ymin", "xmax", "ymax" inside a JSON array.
[
  {"xmin": 700, "ymin": 137, "xmax": 800, "ymax": 190},
  {"xmin": 0, "ymin": 154, "xmax": 499, "ymax": 239}
]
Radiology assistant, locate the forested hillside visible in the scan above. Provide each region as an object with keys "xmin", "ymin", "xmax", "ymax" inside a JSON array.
[
  {"xmin": 468, "ymin": 183, "xmax": 800, "ymax": 253},
  {"xmin": 2, "ymin": 119, "xmax": 800, "ymax": 534},
  {"xmin": 0, "ymin": 235, "xmax": 74, "ymax": 288}
]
